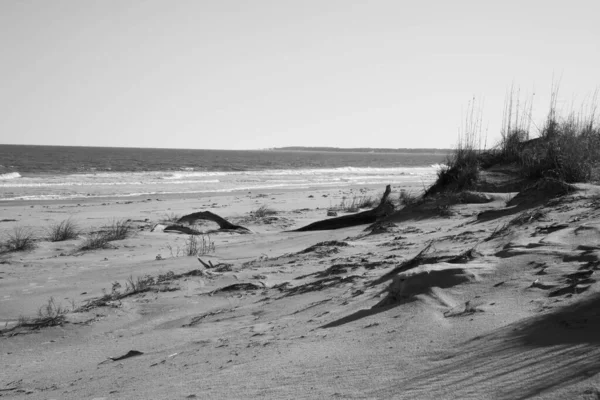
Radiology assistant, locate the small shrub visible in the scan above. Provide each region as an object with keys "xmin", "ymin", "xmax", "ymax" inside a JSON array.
[
  {"xmin": 426, "ymin": 98, "xmax": 485, "ymax": 196},
  {"xmin": 160, "ymin": 212, "xmax": 180, "ymax": 224},
  {"xmin": 102, "ymin": 219, "xmax": 133, "ymax": 241},
  {"xmin": 47, "ymin": 218, "xmax": 80, "ymax": 242},
  {"xmin": 15, "ymin": 297, "xmax": 67, "ymax": 330},
  {"xmin": 2, "ymin": 226, "xmax": 36, "ymax": 252},
  {"xmin": 125, "ymin": 275, "xmax": 154, "ymax": 294},
  {"xmin": 77, "ymin": 219, "xmax": 133, "ymax": 252},
  {"xmin": 333, "ymin": 195, "xmax": 375, "ymax": 212},
  {"xmin": 398, "ymin": 190, "xmax": 421, "ymax": 207},
  {"xmin": 253, "ymin": 205, "xmax": 277, "ymax": 218},
  {"xmin": 167, "ymin": 234, "xmax": 216, "ymax": 257},
  {"xmin": 79, "ymin": 232, "xmax": 112, "ymax": 251},
  {"xmin": 427, "ymin": 150, "xmax": 480, "ymax": 196},
  {"xmin": 184, "ymin": 234, "xmax": 215, "ymax": 256}
]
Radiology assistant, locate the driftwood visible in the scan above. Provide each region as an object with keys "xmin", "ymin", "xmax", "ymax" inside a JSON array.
[
  {"xmin": 176, "ymin": 185, "xmax": 393, "ymax": 234},
  {"xmin": 164, "ymin": 224, "xmax": 201, "ymax": 235},
  {"xmin": 294, "ymin": 185, "xmax": 394, "ymax": 232},
  {"xmin": 177, "ymin": 211, "xmax": 251, "ymax": 233}
]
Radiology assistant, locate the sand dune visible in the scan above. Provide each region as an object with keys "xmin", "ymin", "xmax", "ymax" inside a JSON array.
[{"xmin": 2, "ymin": 183, "xmax": 600, "ymax": 399}]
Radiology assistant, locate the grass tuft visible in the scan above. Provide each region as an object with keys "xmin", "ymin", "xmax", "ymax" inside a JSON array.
[
  {"xmin": 160, "ymin": 212, "xmax": 180, "ymax": 224},
  {"xmin": 10, "ymin": 297, "xmax": 68, "ymax": 332},
  {"xmin": 426, "ymin": 98, "xmax": 485, "ymax": 196},
  {"xmin": 167, "ymin": 234, "xmax": 216, "ymax": 257},
  {"xmin": 2, "ymin": 226, "xmax": 36, "ymax": 252},
  {"xmin": 253, "ymin": 205, "xmax": 277, "ymax": 218},
  {"xmin": 47, "ymin": 218, "xmax": 80, "ymax": 242},
  {"xmin": 333, "ymin": 195, "xmax": 376, "ymax": 212},
  {"xmin": 398, "ymin": 190, "xmax": 422, "ymax": 207},
  {"xmin": 428, "ymin": 85, "xmax": 600, "ymax": 195},
  {"xmin": 102, "ymin": 219, "xmax": 133, "ymax": 241},
  {"xmin": 77, "ymin": 219, "xmax": 133, "ymax": 251},
  {"xmin": 79, "ymin": 232, "xmax": 112, "ymax": 251}
]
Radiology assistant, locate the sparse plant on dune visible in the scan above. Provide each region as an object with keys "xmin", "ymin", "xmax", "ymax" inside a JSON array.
[
  {"xmin": 252, "ymin": 205, "xmax": 277, "ymax": 218},
  {"xmin": 426, "ymin": 97, "xmax": 485, "ymax": 196},
  {"xmin": 398, "ymin": 190, "xmax": 422, "ymax": 207},
  {"xmin": 160, "ymin": 212, "xmax": 180, "ymax": 224},
  {"xmin": 77, "ymin": 219, "xmax": 133, "ymax": 252},
  {"xmin": 79, "ymin": 232, "xmax": 112, "ymax": 251},
  {"xmin": 4, "ymin": 297, "xmax": 68, "ymax": 334},
  {"xmin": 184, "ymin": 234, "xmax": 215, "ymax": 256},
  {"xmin": 47, "ymin": 218, "xmax": 80, "ymax": 242},
  {"xmin": 167, "ymin": 234, "xmax": 216, "ymax": 257},
  {"xmin": 332, "ymin": 195, "xmax": 376, "ymax": 213},
  {"xmin": 427, "ymin": 85, "xmax": 600, "ymax": 196},
  {"xmin": 1, "ymin": 226, "xmax": 37, "ymax": 252},
  {"xmin": 101, "ymin": 219, "xmax": 133, "ymax": 241},
  {"xmin": 125, "ymin": 275, "xmax": 154, "ymax": 294}
]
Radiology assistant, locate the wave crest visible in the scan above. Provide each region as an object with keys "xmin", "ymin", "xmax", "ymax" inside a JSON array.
[{"xmin": 0, "ymin": 172, "xmax": 21, "ymax": 180}]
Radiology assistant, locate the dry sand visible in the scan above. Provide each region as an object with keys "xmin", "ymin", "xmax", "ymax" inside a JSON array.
[{"xmin": 2, "ymin": 181, "xmax": 600, "ymax": 399}]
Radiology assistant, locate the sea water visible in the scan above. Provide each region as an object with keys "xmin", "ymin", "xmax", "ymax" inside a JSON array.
[{"xmin": 0, "ymin": 145, "xmax": 449, "ymax": 201}]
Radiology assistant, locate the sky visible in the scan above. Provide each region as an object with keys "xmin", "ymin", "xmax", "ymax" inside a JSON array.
[{"xmin": 1, "ymin": 1, "xmax": 599, "ymax": 150}]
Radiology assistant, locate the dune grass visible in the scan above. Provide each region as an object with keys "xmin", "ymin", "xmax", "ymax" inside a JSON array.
[
  {"xmin": 78, "ymin": 219, "xmax": 133, "ymax": 251},
  {"xmin": 184, "ymin": 234, "xmax": 215, "ymax": 256},
  {"xmin": 46, "ymin": 218, "xmax": 80, "ymax": 242},
  {"xmin": 428, "ymin": 86, "xmax": 600, "ymax": 195},
  {"xmin": 253, "ymin": 205, "xmax": 277, "ymax": 218},
  {"xmin": 333, "ymin": 195, "xmax": 376, "ymax": 212},
  {"xmin": 1, "ymin": 226, "xmax": 36, "ymax": 252},
  {"xmin": 12, "ymin": 297, "xmax": 68, "ymax": 331},
  {"xmin": 426, "ymin": 98, "xmax": 484, "ymax": 196},
  {"xmin": 166, "ymin": 234, "xmax": 216, "ymax": 257}
]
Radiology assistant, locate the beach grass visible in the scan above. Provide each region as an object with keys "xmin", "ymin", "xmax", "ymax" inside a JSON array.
[
  {"xmin": 46, "ymin": 218, "xmax": 80, "ymax": 242},
  {"xmin": 333, "ymin": 195, "xmax": 376, "ymax": 212},
  {"xmin": 78, "ymin": 219, "xmax": 134, "ymax": 251},
  {"xmin": 253, "ymin": 205, "xmax": 277, "ymax": 218},
  {"xmin": 1, "ymin": 226, "xmax": 37, "ymax": 252},
  {"xmin": 15, "ymin": 297, "xmax": 68, "ymax": 330},
  {"xmin": 428, "ymin": 87, "xmax": 600, "ymax": 195}
]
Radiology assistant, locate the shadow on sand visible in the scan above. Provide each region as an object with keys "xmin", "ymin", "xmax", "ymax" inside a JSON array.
[{"xmin": 368, "ymin": 293, "xmax": 600, "ymax": 399}]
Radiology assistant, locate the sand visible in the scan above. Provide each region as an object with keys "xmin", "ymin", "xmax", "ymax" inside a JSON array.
[{"xmin": 2, "ymin": 181, "xmax": 600, "ymax": 399}]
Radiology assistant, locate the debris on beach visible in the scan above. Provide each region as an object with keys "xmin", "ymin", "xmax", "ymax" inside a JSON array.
[
  {"xmin": 294, "ymin": 185, "xmax": 394, "ymax": 231},
  {"xmin": 178, "ymin": 211, "xmax": 252, "ymax": 233}
]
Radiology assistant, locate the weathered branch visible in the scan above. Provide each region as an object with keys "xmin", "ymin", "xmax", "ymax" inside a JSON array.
[
  {"xmin": 294, "ymin": 185, "xmax": 394, "ymax": 232},
  {"xmin": 177, "ymin": 211, "xmax": 251, "ymax": 233},
  {"xmin": 163, "ymin": 225, "xmax": 201, "ymax": 235}
]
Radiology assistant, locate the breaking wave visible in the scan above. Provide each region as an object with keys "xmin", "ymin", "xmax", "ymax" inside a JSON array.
[{"xmin": 0, "ymin": 172, "xmax": 21, "ymax": 180}]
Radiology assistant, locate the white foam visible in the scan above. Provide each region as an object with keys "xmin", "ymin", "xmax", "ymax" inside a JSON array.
[
  {"xmin": 0, "ymin": 172, "xmax": 21, "ymax": 180},
  {"xmin": 0, "ymin": 165, "xmax": 439, "ymax": 201}
]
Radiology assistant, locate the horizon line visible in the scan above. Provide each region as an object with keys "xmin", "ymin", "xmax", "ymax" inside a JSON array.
[{"xmin": 0, "ymin": 143, "xmax": 454, "ymax": 152}]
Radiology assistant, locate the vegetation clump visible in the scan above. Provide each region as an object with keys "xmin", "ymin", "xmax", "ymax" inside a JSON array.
[
  {"xmin": 166, "ymin": 234, "xmax": 216, "ymax": 257},
  {"xmin": 252, "ymin": 205, "xmax": 277, "ymax": 218},
  {"xmin": 47, "ymin": 218, "xmax": 80, "ymax": 242},
  {"xmin": 78, "ymin": 219, "xmax": 133, "ymax": 251},
  {"xmin": 331, "ymin": 195, "xmax": 380, "ymax": 213},
  {"xmin": 1, "ymin": 226, "xmax": 36, "ymax": 252},
  {"xmin": 427, "ymin": 87, "xmax": 600, "ymax": 196}
]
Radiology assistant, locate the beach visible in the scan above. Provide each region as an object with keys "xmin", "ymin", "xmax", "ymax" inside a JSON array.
[{"xmin": 2, "ymin": 174, "xmax": 600, "ymax": 399}]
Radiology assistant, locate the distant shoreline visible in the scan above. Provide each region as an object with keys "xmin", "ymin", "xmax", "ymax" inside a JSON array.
[
  {"xmin": 1, "ymin": 144, "xmax": 452, "ymax": 154},
  {"xmin": 271, "ymin": 147, "xmax": 452, "ymax": 154}
]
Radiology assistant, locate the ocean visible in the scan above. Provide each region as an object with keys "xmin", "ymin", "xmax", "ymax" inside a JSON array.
[{"xmin": 0, "ymin": 145, "xmax": 449, "ymax": 201}]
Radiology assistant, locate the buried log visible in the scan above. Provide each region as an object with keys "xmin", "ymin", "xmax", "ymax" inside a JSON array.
[
  {"xmin": 176, "ymin": 185, "xmax": 393, "ymax": 234},
  {"xmin": 293, "ymin": 185, "xmax": 394, "ymax": 232},
  {"xmin": 177, "ymin": 211, "xmax": 251, "ymax": 233},
  {"xmin": 163, "ymin": 224, "xmax": 201, "ymax": 235}
]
